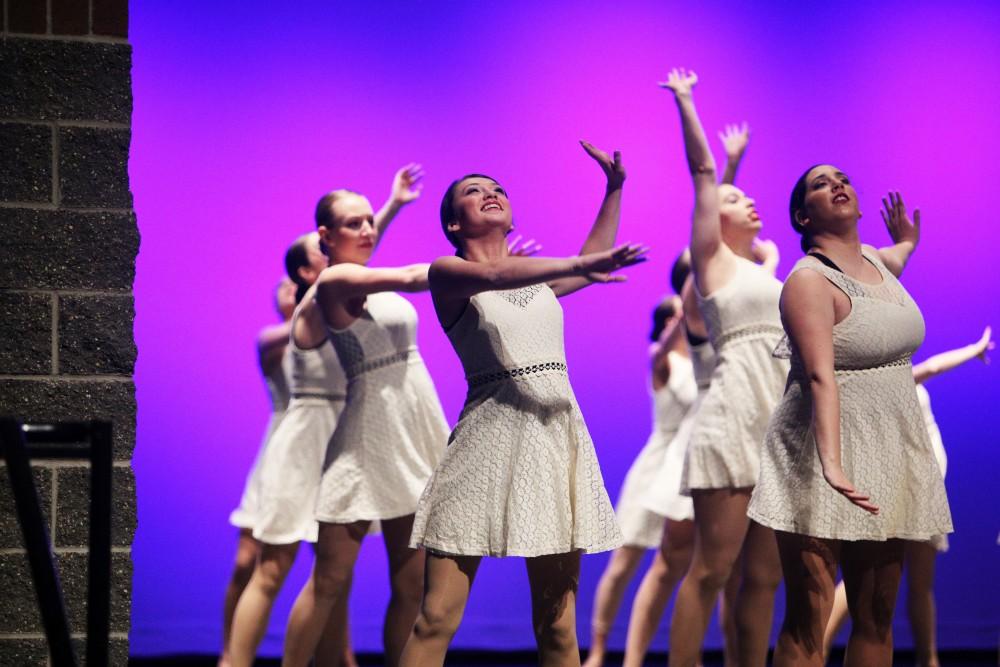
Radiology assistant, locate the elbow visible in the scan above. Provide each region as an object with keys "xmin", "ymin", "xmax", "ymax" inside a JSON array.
[
  {"xmin": 691, "ymin": 163, "xmax": 717, "ymax": 179},
  {"xmin": 806, "ymin": 370, "xmax": 836, "ymax": 393}
]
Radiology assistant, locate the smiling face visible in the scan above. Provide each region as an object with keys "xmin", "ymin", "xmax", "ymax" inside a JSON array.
[
  {"xmin": 444, "ymin": 176, "xmax": 513, "ymax": 247},
  {"xmin": 319, "ymin": 193, "xmax": 377, "ymax": 265},
  {"xmin": 717, "ymin": 183, "xmax": 762, "ymax": 244}
]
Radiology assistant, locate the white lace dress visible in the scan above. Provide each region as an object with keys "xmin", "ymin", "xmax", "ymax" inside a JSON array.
[
  {"xmin": 315, "ymin": 292, "xmax": 449, "ymax": 524},
  {"xmin": 643, "ymin": 341, "xmax": 715, "ymax": 522},
  {"xmin": 253, "ymin": 309, "xmax": 347, "ymax": 545},
  {"xmin": 230, "ymin": 349, "xmax": 291, "ymax": 530},
  {"xmin": 683, "ymin": 257, "xmax": 789, "ymax": 492},
  {"xmin": 614, "ymin": 352, "xmax": 697, "ymax": 547},
  {"xmin": 917, "ymin": 384, "xmax": 949, "ymax": 551},
  {"xmin": 748, "ymin": 250, "xmax": 952, "ymax": 541},
  {"xmin": 410, "ymin": 284, "xmax": 623, "ymax": 557}
]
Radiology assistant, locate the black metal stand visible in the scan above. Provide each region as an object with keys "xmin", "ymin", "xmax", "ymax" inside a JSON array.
[{"xmin": 1, "ymin": 419, "xmax": 114, "ymax": 667}]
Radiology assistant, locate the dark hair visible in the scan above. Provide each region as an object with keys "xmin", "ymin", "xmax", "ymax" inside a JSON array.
[
  {"xmin": 314, "ymin": 188, "xmax": 362, "ymax": 230},
  {"xmin": 650, "ymin": 297, "xmax": 679, "ymax": 342},
  {"xmin": 669, "ymin": 250, "xmax": 691, "ymax": 295},
  {"xmin": 439, "ymin": 173, "xmax": 501, "ymax": 254},
  {"xmin": 789, "ymin": 164, "xmax": 823, "ymax": 253},
  {"xmin": 284, "ymin": 233, "xmax": 313, "ymax": 304}
]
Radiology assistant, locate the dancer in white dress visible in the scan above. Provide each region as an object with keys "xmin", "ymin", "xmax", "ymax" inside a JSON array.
[
  {"xmin": 584, "ymin": 124, "xmax": 753, "ymax": 667},
  {"xmin": 281, "ymin": 188, "xmax": 449, "ymax": 667},
  {"xmin": 219, "ymin": 276, "xmax": 295, "ymax": 667},
  {"xmin": 229, "ymin": 164, "xmax": 424, "ymax": 667},
  {"xmin": 822, "ymin": 326, "xmax": 993, "ymax": 666},
  {"xmin": 747, "ymin": 170, "xmax": 953, "ymax": 666},
  {"xmin": 400, "ymin": 142, "xmax": 647, "ymax": 666},
  {"xmin": 659, "ymin": 68, "xmax": 789, "ymax": 667}
]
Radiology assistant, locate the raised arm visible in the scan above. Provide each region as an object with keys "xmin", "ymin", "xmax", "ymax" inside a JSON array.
[
  {"xmin": 659, "ymin": 69, "xmax": 730, "ymax": 293},
  {"xmin": 430, "ymin": 245, "xmax": 647, "ymax": 327},
  {"xmin": 547, "ymin": 142, "xmax": 627, "ymax": 298},
  {"xmin": 782, "ymin": 270, "xmax": 879, "ymax": 515},
  {"xmin": 718, "ymin": 122, "xmax": 750, "ymax": 186},
  {"xmin": 913, "ymin": 326, "xmax": 993, "ymax": 384},
  {"xmin": 373, "ymin": 163, "xmax": 425, "ymax": 245},
  {"xmin": 877, "ymin": 191, "xmax": 920, "ymax": 277}
]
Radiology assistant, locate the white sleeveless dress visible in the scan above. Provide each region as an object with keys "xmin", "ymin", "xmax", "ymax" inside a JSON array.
[
  {"xmin": 683, "ymin": 257, "xmax": 789, "ymax": 492},
  {"xmin": 748, "ymin": 250, "xmax": 952, "ymax": 541},
  {"xmin": 614, "ymin": 351, "xmax": 697, "ymax": 548},
  {"xmin": 230, "ymin": 348, "xmax": 291, "ymax": 530},
  {"xmin": 410, "ymin": 284, "xmax": 623, "ymax": 557},
  {"xmin": 314, "ymin": 292, "xmax": 448, "ymax": 524},
  {"xmin": 643, "ymin": 341, "xmax": 715, "ymax": 522},
  {"xmin": 253, "ymin": 308, "xmax": 347, "ymax": 545},
  {"xmin": 917, "ymin": 384, "xmax": 949, "ymax": 551}
]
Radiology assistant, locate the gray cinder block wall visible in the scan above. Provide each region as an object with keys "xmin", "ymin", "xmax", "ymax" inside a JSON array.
[{"xmin": 0, "ymin": 0, "xmax": 138, "ymax": 663}]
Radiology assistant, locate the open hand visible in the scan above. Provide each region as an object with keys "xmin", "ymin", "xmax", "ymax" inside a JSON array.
[
  {"xmin": 658, "ymin": 67, "xmax": 699, "ymax": 97},
  {"xmin": 719, "ymin": 122, "xmax": 750, "ymax": 160},
  {"xmin": 973, "ymin": 326, "xmax": 995, "ymax": 363},
  {"xmin": 580, "ymin": 141, "xmax": 625, "ymax": 190},
  {"xmin": 880, "ymin": 191, "xmax": 920, "ymax": 249},
  {"xmin": 507, "ymin": 234, "xmax": 542, "ymax": 257},
  {"xmin": 390, "ymin": 163, "xmax": 425, "ymax": 206},
  {"xmin": 751, "ymin": 238, "xmax": 779, "ymax": 268},
  {"xmin": 823, "ymin": 463, "xmax": 879, "ymax": 515},
  {"xmin": 583, "ymin": 243, "xmax": 649, "ymax": 283}
]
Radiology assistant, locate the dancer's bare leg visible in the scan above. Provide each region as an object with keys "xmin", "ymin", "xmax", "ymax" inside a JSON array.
[
  {"xmin": 772, "ymin": 532, "xmax": 839, "ymax": 667},
  {"xmin": 583, "ymin": 546, "xmax": 646, "ymax": 667},
  {"xmin": 668, "ymin": 488, "xmax": 751, "ymax": 667},
  {"xmin": 283, "ymin": 521, "xmax": 368, "ymax": 667},
  {"xmin": 822, "ymin": 581, "xmax": 849, "ymax": 662},
  {"xmin": 622, "ymin": 520, "xmax": 694, "ymax": 667},
  {"xmin": 220, "ymin": 529, "xmax": 260, "ymax": 667},
  {"xmin": 736, "ymin": 520, "xmax": 782, "ymax": 665},
  {"xmin": 313, "ymin": 597, "xmax": 357, "ymax": 667},
  {"xmin": 905, "ymin": 541, "xmax": 940, "ymax": 667},
  {"xmin": 399, "ymin": 552, "xmax": 481, "ymax": 667},
  {"xmin": 229, "ymin": 541, "xmax": 300, "ymax": 667},
  {"xmin": 841, "ymin": 539, "xmax": 904, "ymax": 667},
  {"xmin": 719, "ymin": 552, "xmax": 742, "ymax": 667},
  {"xmin": 381, "ymin": 515, "xmax": 426, "ymax": 666},
  {"xmin": 527, "ymin": 550, "xmax": 583, "ymax": 667}
]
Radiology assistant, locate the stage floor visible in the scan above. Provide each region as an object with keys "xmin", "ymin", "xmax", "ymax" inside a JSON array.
[{"xmin": 128, "ymin": 648, "xmax": 998, "ymax": 666}]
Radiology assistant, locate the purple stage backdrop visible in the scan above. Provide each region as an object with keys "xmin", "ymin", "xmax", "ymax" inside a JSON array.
[{"xmin": 130, "ymin": 1, "xmax": 1000, "ymax": 656}]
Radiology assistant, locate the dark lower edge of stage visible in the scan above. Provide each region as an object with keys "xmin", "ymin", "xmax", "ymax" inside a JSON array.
[{"xmin": 128, "ymin": 648, "xmax": 998, "ymax": 666}]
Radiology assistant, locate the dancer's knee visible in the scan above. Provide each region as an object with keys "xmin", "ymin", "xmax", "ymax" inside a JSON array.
[
  {"xmin": 313, "ymin": 564, "xmax": 353, "ymax": 603},
  {"xmin": 411, "ymin": 597, "xmax": 462, "ymax": 641},
  {"xmin": 535, "ymin": 614, "xmax": 577, "ymax": 655}
]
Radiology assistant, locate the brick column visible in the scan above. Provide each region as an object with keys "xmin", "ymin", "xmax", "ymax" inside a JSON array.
[{"xmin": 0, "ymin": 0, "xmax": 137, "ymax": 663}]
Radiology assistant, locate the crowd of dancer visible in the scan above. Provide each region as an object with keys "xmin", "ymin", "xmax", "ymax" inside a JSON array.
[{"xmin": 216, "ymin": 70, "xmax": 991, "ymax": 667}]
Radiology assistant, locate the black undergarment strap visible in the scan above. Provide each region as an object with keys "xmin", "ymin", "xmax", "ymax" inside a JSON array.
[
  {"xmin": 685, "ymin": 329, "xmax": 709, "ymax": 346},
  {"xmin": 808, "ymin": 251, "xmax": 844, "ymax": 274}
]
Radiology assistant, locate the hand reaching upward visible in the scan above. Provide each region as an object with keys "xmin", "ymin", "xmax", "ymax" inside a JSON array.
[
  {"xmin": 880, "ymin": 191, "xmax": 920, "ymax": 249},
  {"xmin": 390, "ymin": 163, "xmax": 425, "ymax": 206},
  {"xmin": 580, "ymin": 141, "xmax": 626, "ymax": 190},
  {"xmin": 719, "ymin": 122, "xmax": 750, "ymax": 161},
  {"xmin": 507, "ymin": 234, "xmax": 542, "ymax": 257},
  {"xmin": 658, "ymin": 67, "xmax": 698, "ymax": 97}
]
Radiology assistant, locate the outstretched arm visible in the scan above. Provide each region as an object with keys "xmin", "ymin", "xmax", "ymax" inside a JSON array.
[
  {"xmin": 877, "ymin": 191, "xmax": 920, "ymax": 277},
  {"xmin": 659, "ymin": 68, "xmax": 728, "ymax": 292},
  {"xmin": 719, "ymin": 122, "xmax": 750, "ymax": 186},
  {"xmin": 430, "ymin": 244, "xmax": 647, "ymax": 326},
  {"xmin": 782, "ymin": 270, "xmax": 879, "ymax": 515},
  {"xmin": 548, "ymin": 142, "xmax": 627, "ymax": 298},
  {"xmin": 317, "ymin": 262, "xmax": 430, "ymax": 302},
  {"xmin": 913, "ymin": 326, "xmax": 993, "ymax": 384},
  {"xmin": 373, "ymin": 163, "xmax": 425, "ymax": 245}
]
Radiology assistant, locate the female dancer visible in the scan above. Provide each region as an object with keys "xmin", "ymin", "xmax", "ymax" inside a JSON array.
[
  {"xmin": 747, "ymin": 176, "xmax": 953, "ymax": 666},
  {"xmin": 229, "ymin": 164, "xmax": 424, "ymax": 667},
  {"xmin": 822, "ymin": 327, "xmax": 994, "ymax": 666},
  {"xmin": 280, "ymin": 186, "xmax": 451, "ymax": 667},
  {"xmin": 660, "ymin": 68, "xmax": 789, "ymax": 667},
  {"xmin": 583, "ymin": 122, "xmax": 751, "ymax": 667},
  {"xmin": 400, "ymin": 141, "xmax": 646, "ymax": 665},
  {"xmin": 220, "ymin": 276, "xmax": 296, "ymax": 667}
]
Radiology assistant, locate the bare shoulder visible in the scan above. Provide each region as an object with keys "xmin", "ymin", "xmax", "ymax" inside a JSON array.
[
  {"xmin": 781, "ymin": 267, "xmax": 832, "ymax": 304},
  {"xmin": 318, "ymin": 263, "xmax": 366, "ymax": 285}
]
